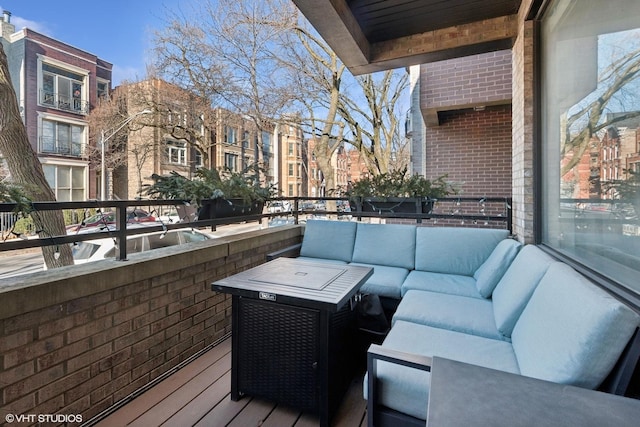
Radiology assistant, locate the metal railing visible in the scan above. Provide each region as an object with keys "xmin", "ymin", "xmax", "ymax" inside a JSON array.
[
  {"xmin": 0, "ymin": 196, "xmax": 512, "ymax": 260},
  {"xmin": 38, "ymin": 136, "xmax": 83, "ymax": 157},
  {"xmin": 40, "ymin": 90, "xmax": 90, "ymax": 115}
]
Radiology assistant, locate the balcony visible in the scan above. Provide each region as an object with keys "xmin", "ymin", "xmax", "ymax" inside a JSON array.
[
  {"xmin": 92, "ymin": 336, "xmax": 367, "ymax": 426},
  {"xmin": 2, "ymin": 197, "xmax": 638, "ymax": 426},
  {"xmin": 0, "ymin": 198, "xmax": 510, "ymax": 425},
  {"xmin": 40, "ymin": 90, "xmax": 90, "ymax": 115},
  {"xmin": 38, "ymin": 136, "xmax": 83, "ymax": 157}
]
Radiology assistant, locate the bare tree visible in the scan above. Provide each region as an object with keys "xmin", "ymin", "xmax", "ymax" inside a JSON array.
[
  {"xmin": 561, "ymin": 47, "xmax": 640, "ymax": 175},
  {"xmin": 86, "ymin": 85, "xmax": 150, "ymax": 198},
  {"xmin": 0, "ymin": 43, "xmax": 73, "ymax": 267},
  {"xmin": 152, "ymin": 0, "xmax": 297, "ymax": 183},
  {"xmin": 338, "ymin": 70, "xmax": 409, "ymax": 175},
  {"xmin": 281, "ymin": 18, "xmax": 409, "ymax": 193},
  {"xmin": 281, "ymin": 23, "xmax": 347, "ymax": 196}
]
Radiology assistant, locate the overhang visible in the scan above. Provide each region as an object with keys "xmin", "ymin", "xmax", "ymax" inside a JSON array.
[{"xmin": 293, "ymin": 0, "xmax": 521, "ymax": 75}]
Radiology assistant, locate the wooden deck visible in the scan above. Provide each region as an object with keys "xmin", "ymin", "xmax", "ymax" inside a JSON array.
[{"xmin": 95, "ymin": 337, "xmax": 368, "ymax": 426}]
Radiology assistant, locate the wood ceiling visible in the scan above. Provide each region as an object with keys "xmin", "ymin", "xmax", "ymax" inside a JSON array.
[{"xmin": 293, "ymin": 0, "xmax": 522, "ymax": 75}]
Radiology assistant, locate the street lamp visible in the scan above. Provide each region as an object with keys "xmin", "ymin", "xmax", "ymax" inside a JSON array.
[{"xmin": 100, "ymin": 109, "xmax": 152, "ymax": 200}]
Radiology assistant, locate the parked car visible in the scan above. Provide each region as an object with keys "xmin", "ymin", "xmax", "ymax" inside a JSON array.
[
  {"xmin": 71, "ymin": 228, "xmax": 213, "ymax": 264},
  {"xmin": 267, "ymin": 201, "xmax": 285, "ymax": 213},
  {"xmin": 66, "ymin": 209, "xmax": 156, "ymax": 232}
]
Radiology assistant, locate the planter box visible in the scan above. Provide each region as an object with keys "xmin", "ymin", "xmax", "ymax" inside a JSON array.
[
  {"xmin": 197, "ymin": 198, "xmax": 264, "ymax": 220},
  {"xmin": 351, "ymin": 197, "xmax": 422, "ymax": 214}
]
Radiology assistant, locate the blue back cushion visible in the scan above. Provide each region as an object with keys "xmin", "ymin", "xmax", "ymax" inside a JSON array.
[
  {"xmin": 473, "ymin": 239, "xmax": 522, "ymax": 298},
  {"xmin": 300, "ymin": 220, "xmax": 357, "ymax": 262},
  {"xmin": 492, "ymin": 245, "xmax": 556, "ymax": 337},
  {"xmin": 415, "ymin": 227, "xmax": 509, "ymax": 275},
  {"xmin": 511, "ymin": 263, "xmax": 639, "ymax": 389},
  {"xmin": 352, "ymin": 223, "xmax": 416, "ymax": 269}
]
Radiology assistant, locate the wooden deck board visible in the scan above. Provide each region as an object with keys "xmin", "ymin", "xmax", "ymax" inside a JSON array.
[
  {"xmin": 261, "ymin": 404, "xmax": 302, "ymax": 427},
  {"xmin": 96, "ymin": 337, "xmax": 368, "ymax": 426}
]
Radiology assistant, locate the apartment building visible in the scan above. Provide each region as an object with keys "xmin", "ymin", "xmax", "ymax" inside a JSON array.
[
  {"xmin": 306, "ymin": 138, "xmax": 348, "ymax": 197},
  {"xmin": 276, "ymin": 121, "xmax": 307, "ymax": 197},
  {"xmin": 116, "ymin": 79, "xmax": 210, "ymax": 199},
  {"xmin": 210, "ymin": 107, "xmax": 258, "ymax": 175},
  {"xmin": 0, "ymin": 10, "xmax": 112, "ymax": 200},
  {"xmin": 346, "ymin": 149, "xmax": 369, "ymax": 185}
]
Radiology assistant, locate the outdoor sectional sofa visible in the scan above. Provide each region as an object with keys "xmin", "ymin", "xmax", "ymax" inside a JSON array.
[{"xmin": 281, "ymin": 220, "xmax": 640, "ymax": 426}]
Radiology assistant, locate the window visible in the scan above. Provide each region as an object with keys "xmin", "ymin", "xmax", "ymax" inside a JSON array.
[
  {"xmin": 289, "ymin": 142, "xmax": 294, "ymax": 156},
  {"xmin": 225, "ymin": 126, "xmax": 237, "ymax": 145},
  {"xmin": 541, "ymin": 0, "xmax": 640, "ymax": 295},
  {"xmin": 42, "ymin": 164, "xmax": 86, "ymax": 201},
  {"xmin": 97, "ymin": 81, "xmax": 109, "ymax": 100},
  {"xmin": 225, "ymin": 153, "xmax": 238, "ymax": 171},
  {"xmin": 288, "ymin": 184, "xmax": 294, "ymax": 196},
  {"xmin": 194, "ymin": 150, "xmax": 204, "ymax": 168},
  {"xmin": 288, "ymin": 163, "xmax": 294, "ymax": 176},
  {"xmin": 40, "ymin": 63, "xmax": 87, "ymax": 114},
  {"xmin": 262, "ymin": 131, "xmax": 271, "ymax": 156},
  {"xmin": 243, "ymin": 131, "xmax": 250, "ymax": 148},
  {"xmin": 40, "ymin": 119, "xmax": 84, "ymax": 156},
  {"xmin": 166, "ymin": 141, "xmax": 187, "ymax": 165}
]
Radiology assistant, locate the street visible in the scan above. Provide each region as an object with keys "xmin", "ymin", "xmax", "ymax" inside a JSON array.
[
  {"xmin": 0, "ymin": 221, "xmax": 266, "ymax": 281},
  {"xmin": 0, "ymin": 250, "xmax": 44, "ymax": 280}
]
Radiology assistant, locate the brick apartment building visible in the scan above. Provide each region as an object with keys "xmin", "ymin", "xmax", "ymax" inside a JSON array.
[
  {"xmin": 118, "ymin": 80, "xmax": 308, "ymax": 199},
  {"xmin": 306, "ymin": 138, "xmax": 349, "ymax": 197},
  {"xmin": 0, "ymin": 10, "xmax": 112, "ymax": 200},
  {"xmin": 276, "ymin": 121, "xmax": 307, "ymax": 197}
]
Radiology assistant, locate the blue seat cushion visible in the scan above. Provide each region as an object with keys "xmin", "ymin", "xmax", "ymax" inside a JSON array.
[
  {"xmin": 401, "ymin": 270, "xmax": 482, "ymax": 299},
  {"xmin": 350, "ymin": 263, "xmax": 408, "ymax": 299},
  {"xmin": 415, "ymin": 227, "xmax": 509, "ymax": 275},
  {"xmin": 491, "ymin": 245, "xmax": 556, "ymax": 337},
  {"xmin": 512, "ymin": 263, "xmax": 639, "ymax": 389},
  {"xmin": 364, "ymin": 321, "xmax": 519, "ymax": 420},
  {"xmin": 296, "ymin": 256, "xmax": 347, "ymax": 265},
  {"xmin": 393, "ymin": 290, "xmax": 506, "ymax": 341},
  {"xmin": 299, "ymin": 220, "xmax": 357, "ymax": 262},
  {"xmin": 352, "ymin": 223, "xmax": 416, "ymax": 269},
  {"xmin": 473, "ymin": 239, "xmax": 522, "ymax": 298}
]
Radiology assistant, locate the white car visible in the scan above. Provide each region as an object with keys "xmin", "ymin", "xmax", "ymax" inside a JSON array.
[{"xmin": 71, "ymin": 228, "xmax": 213, "ymax": 264}]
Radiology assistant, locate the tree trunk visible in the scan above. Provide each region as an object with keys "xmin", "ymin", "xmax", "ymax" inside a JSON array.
[{"xmin": 0, "ymin": 43, "xmax": 73, "ymax": 267}]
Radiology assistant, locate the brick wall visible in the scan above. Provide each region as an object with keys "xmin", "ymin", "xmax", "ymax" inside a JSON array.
[
  {"xmin": 425, "ymin": 104, "xmax": 513, "ymax": 198},
  {"xmin": 511, "ymin": 0, "xmax": 536, "ymax": 244},
  {"xmin": 0, "ymin": 226, "xmax": 302, "ymax": 423},
  {"xmin": 421, "ymin": 50, "xmax": 512, "ymax": 125}
]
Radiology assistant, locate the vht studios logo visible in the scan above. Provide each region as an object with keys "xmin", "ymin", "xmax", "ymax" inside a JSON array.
[{"xmin": 5, "ymin": 414, "xmax": 83, "ymax": 424}]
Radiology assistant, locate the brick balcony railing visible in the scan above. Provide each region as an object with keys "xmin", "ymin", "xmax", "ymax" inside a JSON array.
[{"xmin": 0, "ymin": 225, "xmax": 302, "ymax": 423}]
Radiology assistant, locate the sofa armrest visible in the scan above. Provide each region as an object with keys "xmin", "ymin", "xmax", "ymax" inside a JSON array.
[
  {"xmin": 266, "ymin": 243, "xmax": 302, "ymax": 261},
  {"xmin": 367, "ymin": 344, "xmax": 432, "ymax": 427}
]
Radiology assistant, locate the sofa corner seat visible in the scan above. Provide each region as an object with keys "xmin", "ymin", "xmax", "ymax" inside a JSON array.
[{"xmin": 366, "ymin": 262, "xmax": 640, "ymax": 421}]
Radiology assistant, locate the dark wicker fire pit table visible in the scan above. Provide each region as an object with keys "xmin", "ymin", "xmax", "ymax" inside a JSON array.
[{"xmin": 212, "ymin": 257, "xmax": 373, "ymax": 427}]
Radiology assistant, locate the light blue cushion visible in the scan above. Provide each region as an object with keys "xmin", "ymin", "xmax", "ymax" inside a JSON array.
[
  {"xmin": 296, "ymin": 256, "xmax": 347, "ymax": 265},
  {"xmin": 473, "ymin": 239, "xmax": 522, "ymax": 298},
  {"xmin": 299, "ymin": 220, "xmax": 356, "ymax": 262},
  {"xmin": 393, "ymin": 290, "xmax": 505, "ymax": 341},
  {"xmin": 351, "ymin": 263, "xmax": 408, "ymax": 299},
  {"xmin": 511, "ymin": 263, "xmax": 639, "ymax": 389},
  {"xmin": 364, "ymin": 321, "xmax": 519, "ymax": 420},
  {"xmin": 401, "ymin": 270, "xmax": 482, "ymax": 299},
  {"xmin": 352, "ymin": 223, "xmax": 416, "ymax": 269},
  {"xmin": 492, "ymin": 246, "xmax": 556, "ymax": 337},
  {"xmin": 415, "ymin": 227, "xmax": 509, "ymax": 275}
]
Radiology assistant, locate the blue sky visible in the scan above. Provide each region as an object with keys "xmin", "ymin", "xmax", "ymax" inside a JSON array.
[{"xmin": 1, "ymin": 0, "xmax": 191, "ymax": 85}]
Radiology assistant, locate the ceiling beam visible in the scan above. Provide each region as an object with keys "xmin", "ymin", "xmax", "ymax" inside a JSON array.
[
  {"xmin": 353, "ymin": 15, "xmax": 519, "ymax": 75},
  {"xmin": 294, "ymin": 0, "xmax": 519, "ymax": 76},
  {"xmin": 293, "ymin": 0, "xmax": 371, "ymax": 69}
]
